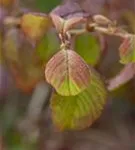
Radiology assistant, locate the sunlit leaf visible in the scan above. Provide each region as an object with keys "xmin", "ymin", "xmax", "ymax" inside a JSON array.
[
  {"xmin": 75, "ymin": 33, "xmax": 100, "ymax": 65},
  {"xmin": 45, "ymin": 50, "xmax": 91, "ymax": 96},
  {"xmin": 36, "ymin": 29, "xmax": 59, "ymax": 62},
  {"xmin": 119, "ymin": 34, "xmax": 135, "ymax": 64},
  {"xmin": 20, "ymin": 13, "xmax": 51, "ymax": 41},
  {"xmin": 51, "ymin": 68, "xmax": 107, "ymax": 130}
]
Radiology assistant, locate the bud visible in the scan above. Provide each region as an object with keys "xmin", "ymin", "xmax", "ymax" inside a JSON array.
[{"xmin": 93, "ymin": 14, "xmax": 112, "ymax": 25}]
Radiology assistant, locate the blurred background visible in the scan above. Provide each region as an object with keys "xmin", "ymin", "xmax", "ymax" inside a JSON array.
[{"xmin": 0, "ymin": 0, "xmax": 135, "ymax": 150}]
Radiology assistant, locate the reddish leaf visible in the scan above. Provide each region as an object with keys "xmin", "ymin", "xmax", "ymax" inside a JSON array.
[
  {"xmin": 45, "ymin": 50, "xmax": 91, "ymax": 96},
  {"xmin": 119, "ymin": 34, "xmax": 135, "ymax": 64}
]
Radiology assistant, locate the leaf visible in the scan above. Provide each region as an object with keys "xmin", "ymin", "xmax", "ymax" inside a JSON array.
[
  {"xmin": 45, "ymin": 50, "xmax": 91, "ymax": 96},
  {"xmin": 75, "ymin": 33, "xmax": 100, "ymax": 65},
  {"xmin": 51, "ymin": 68, "xmax": 107, "ymax": 131},
  {"xmin": 20, "ymin": 13, "xmax": 51, "ymax": 41},
  {"xmin": 107, "ymin": 63, "xmax": 135, "ymax": 91},
  {"xmin": 3, "ymin": 28, "xmax": 44, "ymax": 93},
  {"xmin": 92, "ymin": 14, "xmax": 112, "ymax": 25},
  {"xmin": 3, "ymin": 28, "xmax": 20, "ymax": 63},
  {"xmin": 119, "ymin": 34, "xmax": 135, "ymax": 64},
  {"xmin": 36, "ymin": 0, "xmax": 61, "ymax": 13},
  {"xmin": 51, "ymin": 0, "xmax": 89, "ymax": 19},
  {"xmin": 50, "ymin": 13, "xmax": 64, "ymax": 33},
  {"xmin": 36, "ymin": 29, "xmax": 59, "ymax": 62},
  {"xmin": 63, "ymin": 16, "xmax": 86, "ymax": 33},
  {"xmin": 0, "ymin": 0, "xmax": 15, "ymax": 7}
]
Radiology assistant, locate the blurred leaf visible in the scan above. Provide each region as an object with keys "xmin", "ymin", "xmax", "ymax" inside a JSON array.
[
  {"xmin": 0, "ymin": 0, "xmax": 15, "ymax": 7},
  {"xmin": 4, "ymin": 28, "xmax": 44, "ymax": 93},
  {"xmin": 119, "ymin": 34, "xmax": 135, "ymax": 64},
  {"xmin": 36, "ymin": 29, "xmax": 59, "ymax": 62},
  {"xmin": 45, "ymin": 50, "xmax": 91, "ymax": 96},
  {"xmin": 3, "ymin": 28, "xmax": 20, "ymax": 62},
  {"xmin": 108, "ymin": 63, "xmax": 135, "ymax": 91},
  {"xmin": 6, "ymin": 129, "xmax": 37, "ymax": 150},
  {"xmin": 51, "ymin": 0, "xmax": 88, "ymax": 19},
  {"xmin": 51, "ymin": 68, "xmax": 107, "ymax": 131},
  {"xmin": 123, "ymin": 11, "xmax": 135, "ymax": 33},
  {"xmin": 75, "ymin": 33, "xmax": 100, "ymax": 65},
  {"xmin": 10, "ymin": 64, "xmax": 43, "ymax": 93},
  {"xmin": 36, "ymin": 0, "xmax": 61, "ymax": 12},
  {"xmin": 21, "ymin": 13, "xmax": 52, "ymax": 41}
]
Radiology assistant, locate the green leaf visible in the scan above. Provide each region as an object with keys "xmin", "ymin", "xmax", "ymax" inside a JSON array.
[
  {"xmin": 119, "ymin": 34, "xmax": 135, "ymax": 64},
  {"xmin": 74, "ymin": 33, "xmax": 100, "ymax": 66},
  {"xmin": 36, "ymin": 0, "xmax": 61, "ymax": 12},
  {"xmin": 20, "ymin": 13, "xmax": 52, "ymax": 41},
  {"xmin": 45, "ymin": 50, "xmax": 91, "ymax": 96},
  {"xmin": 51, "ymin": 68, "xmax": 107, "ymax": 131},
  {"xmin": 36, "ymin": 29, "xmax": 59, "ymax": 62}
]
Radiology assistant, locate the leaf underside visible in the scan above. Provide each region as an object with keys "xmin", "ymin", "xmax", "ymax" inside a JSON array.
[
  {"xmin": 51, "ymin": 68, "xmax": 107, "ymax": 131},
  {"xmin": 45, "ymin": 50, "xmax": 91, "ymax": 96}
]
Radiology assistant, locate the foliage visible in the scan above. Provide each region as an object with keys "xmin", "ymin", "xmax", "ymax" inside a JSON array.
[{"xmin": 0, "ymin": 0, "xmax": 135, "ymax": 149}]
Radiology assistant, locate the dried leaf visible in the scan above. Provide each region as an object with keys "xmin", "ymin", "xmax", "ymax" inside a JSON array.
[
  {"xmin": 119, "ymin": 34, "xmax": 135, "ymax": 64},
  {"xmin": 21, "ymin": 13, "xmax": 51, "ymax": 41},
  {"xmin": 51, "ymin": 68, "xmax": 107, "ymax": 131},
  {"xmin": 45, "ymin": 50, "xmax": 91, "ymax": 96}
]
